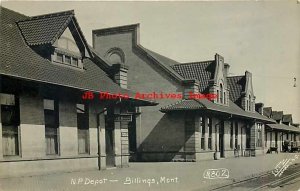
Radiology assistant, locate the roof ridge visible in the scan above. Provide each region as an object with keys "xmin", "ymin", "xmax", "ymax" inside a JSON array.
[
  {"xmin": 142, "ymin": 47, "xmax": 180, "ymax": 65},
  {"xmin": 0, "ymin": 6, "xmax": 29, "ymax": 18},
  {"xmin": 93, "ymin": 23, "xmax": 139, "ymax": 34},
  {"xmin": 173, "ymin": 60, "xmax": 214, "ymax": 66},
  {"xmin": 227, "ymin": 75, "xmax": 244, "ymax": 78},
  {"xmin": 18, "ymin": 10, "xmax": 74, "ymax": 22}
]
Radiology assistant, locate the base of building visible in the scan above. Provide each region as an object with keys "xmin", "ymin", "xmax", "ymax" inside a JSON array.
[{"xmin": 0, "ymin": 157, "xmax": 99, "ymax": 178}]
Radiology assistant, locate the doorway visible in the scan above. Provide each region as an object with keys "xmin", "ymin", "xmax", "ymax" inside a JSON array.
[{"xmin": 219, "ymin": 121, "xmax": 225, "ymax": 158}]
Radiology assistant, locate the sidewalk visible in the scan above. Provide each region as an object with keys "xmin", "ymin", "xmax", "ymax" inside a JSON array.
[{"xmin": 0, "ymin": 153, "xmax": 299, "ymax": 191}]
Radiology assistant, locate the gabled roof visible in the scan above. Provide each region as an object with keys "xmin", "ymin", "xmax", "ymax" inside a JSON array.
[
  {"xmin": 227, "ymin": 75, "xmax": 245, "ymax": 104},
  {"xmin": 272, "ymin": 111, "xmax": 283, "ymax": 121},
  {"xmin": 263, "ymin": 107, "xmax": 272, "ymax": 118},
  {"xmin": 0, "ymin": 7, "xmax": 156, "ymax": 105},
  {"xmin": 161, "ymin": 99, "xmax": 275, "ymax": 123},
  {"xmin": 282, "ymin": 114, "xmax": 292, "ymax": 123},
  {"xmin": 171, "ymin": 61, "xmax": 215, "ymax": 92},
  {"xmin": 16, "ymin": 9, "xmax": 92, "ymax": 57},
  {"xmin": 17, "ymin": 10, "xmax": 74, "ymax": 46}
]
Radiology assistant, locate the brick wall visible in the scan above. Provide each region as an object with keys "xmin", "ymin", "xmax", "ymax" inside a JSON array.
[{"xmin": 93, "ymin": 31, "xmax": 185, "ymax": 162}]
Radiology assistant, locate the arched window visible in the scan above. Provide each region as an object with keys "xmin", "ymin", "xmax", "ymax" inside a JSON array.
[
  {"xmin": 220, "ymin": 84, "xmax": 223, "ymax": 104},
  {"xmin": 105, "ymin": 47, "xmax": 125, "ymax": 65}
]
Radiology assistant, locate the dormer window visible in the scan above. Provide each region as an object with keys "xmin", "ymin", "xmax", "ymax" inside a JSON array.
[
  {"xmin": 65, "ymin": 55, "xmax": 71, "ymax": 65},
  {"xmin": 56, "ymin": 53, "xmax": 63, "ymax": 62},
  {"xmin": 52, "ymin": 50, "xmax": 83, "ymax": 69}
]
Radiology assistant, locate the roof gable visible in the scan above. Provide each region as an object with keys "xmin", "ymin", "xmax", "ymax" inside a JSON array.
[
  {"xmin": 17, "ymin": 10, "xmax": 74, "ymax": 46},
  {"xmin": 0, "ymin": 7, "xmax": 135, "ymax": 96},
  {"xmin": 17, "ymin": 10, "xmax": 92, "ymax": 58},
  {"xmin": 54, "ymin": 26, "xmax": 81, "ymax": 56},
  {"xmin": 282, "ymin": 114, "xmax": 292, "ymax": 123},
  {"xmin": 263, "ymin": 107, "xmax": 272, "ymax": 118},
  {"xmin": 93, "ymin": 24, "xmax": 185, "ymax": 82},
  {"xmin": 245, "ymin": 71, "xmax": 254, "ymax": 97},
  {"xmin": 272, "ymin": 111, "xmax": 283, "ymax": 121}
]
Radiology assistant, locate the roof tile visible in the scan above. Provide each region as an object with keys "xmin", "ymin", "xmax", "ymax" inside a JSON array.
[{"xmin": 171, "ymin": 61, "xmax": 215, "ymax": 92}]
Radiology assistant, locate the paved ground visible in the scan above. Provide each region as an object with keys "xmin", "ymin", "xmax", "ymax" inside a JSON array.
[{"xmin": 0, "ymin": 153, "xmax": 299, "ymax": 191}]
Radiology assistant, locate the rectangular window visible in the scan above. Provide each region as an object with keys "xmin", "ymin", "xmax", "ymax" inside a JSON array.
[
  {"xmin": 1, "ymin": 99, "xmax": 20, "ymax": 156},
  {"xmin": 72, "ymin": 58, "xmax": 78, "ymax": 67},
  {"xmin": 65, "ymin": 55, "xmax": 71, "ymax": 65},
  {"xmin": 256, "ymin": 123, "xmax": 263, "ymax": 147},
  {"xmin": 201, "ymin": 117, "xmax": 205, "ymax": 150},
  {"xmin": 56, "ymin": 53, "xmax": 63, "ymax": 63},
  {"xmin": 230, "ymin": 122, "xmax": 234, "ymax": 149},
  {"xmin": 208, "ymin": 118, "xmax": 212, "ymax": 150},
  {"xmin": 77, "ymin": 104, "xmax": 89, "ymax": 154},
  {"xmin": 44, "ymin": 99, "xmax": 59, "ymax": 155},
  {"xmin": 235, "ymin": 122, "xmax": 238, "ymax": 149}
]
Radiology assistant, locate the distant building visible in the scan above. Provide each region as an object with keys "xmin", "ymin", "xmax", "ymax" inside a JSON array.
[{"xmin": 262, "ymin": 107, "xmax": 300, "ymax": 153}]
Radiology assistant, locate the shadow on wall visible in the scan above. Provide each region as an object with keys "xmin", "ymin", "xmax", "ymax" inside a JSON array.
[{"xmin": 136, "ymin": 112, "xmax": 192, "ymax": 162}]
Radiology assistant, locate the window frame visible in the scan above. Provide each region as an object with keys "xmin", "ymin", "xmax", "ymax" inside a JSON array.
[
  {"xmin": 76, "ymin": 103, "xmax": 90, "ymax": 155},
  {"xmin": 44, "ymin": 99, "xmax": 60, "ymax": 156},
  {"xmin": 1, "ymin": 100, "xmax": 21, "ymax": 157},
  {"xmin": 53, "ymin": 51, "xmax": 82, "ymax": 69}
]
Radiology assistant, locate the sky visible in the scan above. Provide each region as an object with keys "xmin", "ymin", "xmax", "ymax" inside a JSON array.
[{"xmin": 2, "ymin": 1, "xmax": 300, "ymax": 122}]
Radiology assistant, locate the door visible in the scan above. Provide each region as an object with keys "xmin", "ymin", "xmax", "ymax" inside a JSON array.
[
  {"xmin": 105, "ymin": 115, "xmax": 115, "ymax": 167},
  {"xmin": 219, "ymin": 121, "xmax": 225, "ymax": 158}
]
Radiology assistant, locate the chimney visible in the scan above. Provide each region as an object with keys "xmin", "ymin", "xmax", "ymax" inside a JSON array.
[
  {"xmin": 224, "ymin": 63, "xmax": 230, "ymax": 78},
  {"xmin": 255, "ymin": 103, "xmax": 264, "ymax": 114},
  {"xmin": 112, "ymin": 63, "xmax": 129, "ymax": 89},
  {"xmin": 182, "ymin": 79, "xmax": 200, "ymax": 99}
]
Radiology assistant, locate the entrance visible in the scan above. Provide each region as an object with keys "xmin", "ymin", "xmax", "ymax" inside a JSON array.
[
  {"xmin": 219, "ymin": 121, "xmax": 225, "ymax": 158},
  {"xmin": 128, "ymin": 119, "xmax": 137, "ymax": 161},
  {"xmin": 105, "ymin": 115, "xmax": 115, "ymax": 167}
]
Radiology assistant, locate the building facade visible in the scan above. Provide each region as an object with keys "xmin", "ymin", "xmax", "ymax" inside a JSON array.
[
  {"xmin": 92, "ymin": 24, "xmax": 276, "ymax": 162},
  {"xmin": 0, "ymin": 7, "xmax": 155, "ymax": 178}
]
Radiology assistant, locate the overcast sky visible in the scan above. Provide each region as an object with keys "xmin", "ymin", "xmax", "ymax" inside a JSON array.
[{"xmin": 2, "ymin": 1, "xmax": 300, "ymax": 122}]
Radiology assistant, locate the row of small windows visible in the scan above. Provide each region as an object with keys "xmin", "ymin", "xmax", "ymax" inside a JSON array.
[
  {"xmin": 53, "ymin": 51, "xmax": 81, "ymax": 69},
  {"xmin": 1, "ymin": 97, "xmax": 89, "ymax": 157}
]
